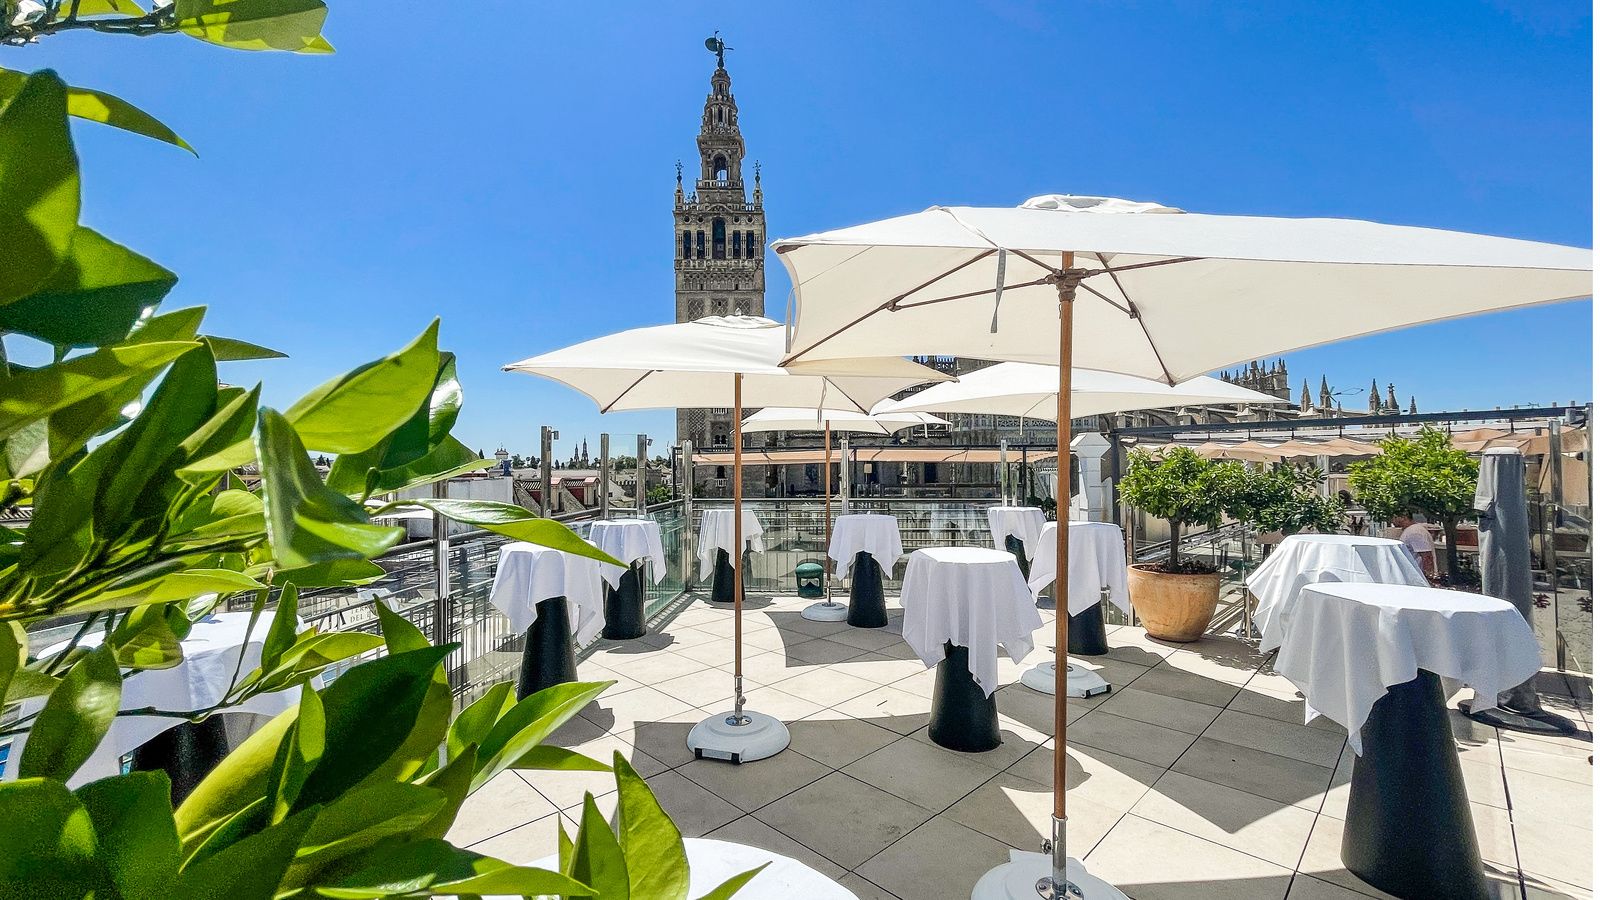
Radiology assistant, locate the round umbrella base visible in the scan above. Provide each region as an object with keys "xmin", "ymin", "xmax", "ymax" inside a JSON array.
[
  {"xmin": 1457, "ymin": 700, "xmax": 1578, "ymax": 737},
  {"xmin": 688, "ymin": 710, "xmax": 791, "ymax": 764},
  {"xmin": 1020, "ymin": 661, "xmax": 1111, "ymax": 698},
  {"xmin": 801, "ymin": 601, "xmax": 850, "ymax": 622},
  {"xmin": 972, "ymin": 852, "xmax": 1128, "ymax": 900}
]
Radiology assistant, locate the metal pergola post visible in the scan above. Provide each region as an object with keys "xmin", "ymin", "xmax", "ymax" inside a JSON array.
[{"xmin": 599, "ymin": 433, "xmax": 611, "ymax": 519}]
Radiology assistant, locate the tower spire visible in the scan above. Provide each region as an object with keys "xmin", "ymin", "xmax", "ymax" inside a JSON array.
[{"xmin": 1299, "ymin": 379, "xmax": 1311, "ymax": 412}]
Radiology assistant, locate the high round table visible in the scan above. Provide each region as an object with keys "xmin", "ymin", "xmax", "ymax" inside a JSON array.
[
  {"xmin": 987, "ymin": 505, "xmax": 1046, "ymax": 581},
  {"xmin": 900, "ymin": 547, "xmax": 1043, "ymax": 752},
  {"xmin": 827, "ymin": 512, "xmax": 902, "ymax": 628},
  {"xmin": 9, "ymin": 611, "xmax": 307, "ymax": 799},
  {"xmin": 1274, "ymin": 582, "xmax": 1541, "ymax": 900},
  {"xmin": 1246, "ymin": 533, "xmax": 1428, "ymax": 652},
  {"xmin": 1025, "ymin": 521, "xmax": 1130, "ymax": 656},
  {"xmin": 697, "ymin": 508, "xmax": 764, "ymax": 604},
  {"xmin": 489, "ymin": 541, "xmax": 621, "ymax": 698},
  {"xmin": 588, "ymin": 518, "xmax": 667, "ymax": 639}
]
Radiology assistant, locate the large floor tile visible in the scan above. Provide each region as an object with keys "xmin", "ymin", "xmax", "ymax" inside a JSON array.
[
  {"xmin": 522, "ymin": 728, "xmax": 668, "ymax": 811},
  {"xmin": 831, "ymin": 685, "xmax": 932, "ymax": 735},
  {"xmin": 1067, "ymin": 709, "xmax": 1198, "ymax": 768},
  {"xmin": 1515, "ymin": 814, "xmax": 1594, "ymax": 889},
  {"xmin": 945, "ymin": 771, "xmax": 1123, "ymax": 856},
  {"xmin": 1131, "ymin": 770, "xmax": 1317, "ymax": 869},
  {"xmin": 1074, "ymin": 656, "xmax": 1151, "ymax": 687},
  {"xmin": 642, "ymin": 769, "xmax": 744, "ymax": 837},
  {"xmin": 1202, "ymin": 709, "xmax": 1348, "ymax": 768},
  {"xmin": 462, "ymin": 811, "xmax": 564, "ymax": 864},
  {"xmin": 1171, "ymin": 736, "xmax": 1334, "ymax": 809},
  {"xmin": 752, "ymin": 772, "xmax": 935, "ymax": 869},
  {"xmin": 856, "ymin": 817, "xmax": 1013, "ymax": 900},
  {"xmin": 447, "ymin": 770, "xmax": 559, "ymax": 846},
  {"xmin": 627, "ymin": 718, "xmax": 699, "ymax": 768},
  {"xmin": 678, "ymin": 748, "xmax": 831, "ymax": 813},
  {"xmin": 601, "ymin": 649, "xmax": 709, "ymax": 683},
  {"xmin": 774, "ymin": 667, "xmax": 881, "ymax": 706},
  {"xmin": 1100, "ymin": 686, "xmax": 1226, "ymax": 735},
  {"xmin": 1129, "ymin": 663, "xmax": 1244, "ymax": 708},
  {"xmin": 831, "ymin": 650, "xmax": 930, "ymax": 683},
  {"xmin": 1085, "ymin": 814, "xmax": 1295, "ymax": 900},
  {"xmin": 654, "ymin": 666, "xmax": 753, "ymax": 708},
  {"xmin": 843, "ymin": 735, "xmax": 1002, "ymax": 810},
  {"xmin": 1499, "ymin": 743, "xmax": 1594, "ymax": 784},
  {"xmin": 835, "ymin": 872, "xmax": 904, "ymax": 900},
  {"xmin": 1506, "ymin": 766, "xmax": 1593, "ymax": 829},
  {"xmin": 1008, "ymin": 744, "xmax": 1165, "ymax": 813},
  {"xmin": 828, "ymin": 625, "xmax": 908, "ymax": 652},
  {"xmin": 704, "ymin": 815, "xmax": 847, "ymax": 880},
  {"xmin": 577, "ymin": 684, "xmax": 698, "ymax": 733}
]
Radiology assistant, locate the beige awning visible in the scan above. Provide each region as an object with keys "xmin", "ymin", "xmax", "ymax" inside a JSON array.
[{"xmin": 692, "ymin": 447, "xmax": 1059, "ymax": 466}]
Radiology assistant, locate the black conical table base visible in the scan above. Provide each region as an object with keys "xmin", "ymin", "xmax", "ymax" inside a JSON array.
[
  {"xmin": 1344, "ymin": 670, "xmax": 1492, "ymax": 900},
  {"xmin": 928, "ymin": 642, "xmax": 1002, "ymax": 753},
  {"xmin": 1458, "ymin": 701, "xmax": 1579, "ymax": 737},
  {"xmin": 1003, "ymin": 533, "xmax": 1031, "ymax": 581},
  {"xmin": 603, "ymin": 562, "xmax": 648, "ymax": 640},
  {"xmin": 847, "ymin": 552, "xmax": 888, "ymax": 628},
  {"xmin": 517, "ymin": 596, "xmax": 578, "ymax": 699},
  {"xmin": 1068, "ymin": 602, "xmax": 1109, "ymax": 656},
  {"xmin": 709, "ymin": 549, "xmax": 742, "ymax": 605},
  {"xmin": 131, "ymin": 715, "xmax": 231, "ymax": 804}
]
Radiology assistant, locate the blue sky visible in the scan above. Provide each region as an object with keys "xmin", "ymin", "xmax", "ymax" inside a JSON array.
[{"xmin": 13, "ymin": 1, "xmax": 1592, "ymax": 457}]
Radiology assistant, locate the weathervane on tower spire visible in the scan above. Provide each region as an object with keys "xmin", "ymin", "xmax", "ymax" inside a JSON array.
[{"xmin": 705, "ymin": 31, "xmax": 728, "ymax": 68}]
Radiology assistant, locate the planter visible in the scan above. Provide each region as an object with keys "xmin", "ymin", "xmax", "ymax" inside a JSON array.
[{"xmin": 1128, "ymin": 564, "xmax": 1222, "ymax": 642}]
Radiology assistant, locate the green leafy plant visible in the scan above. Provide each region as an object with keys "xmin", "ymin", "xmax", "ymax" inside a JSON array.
[
  {"xmin": 1226, "ymin": 463, "xmax": 1343, "ymax": 540},
  {"xmin": 1118, "ymin": 448, "xmax": 1239, "ymax": 574},
  {"xmin": 1347, "ymin": 427, "xmax": 1479, "ymax": 583},
  {"xmin": 0, "ymin": 7, "xmax": 756, "ymax": 898}
]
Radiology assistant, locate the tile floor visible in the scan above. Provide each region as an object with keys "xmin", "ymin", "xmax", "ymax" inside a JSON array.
[{"xmin": 452, "ymin": 591, "xmax": 1595, "ymax": 899}]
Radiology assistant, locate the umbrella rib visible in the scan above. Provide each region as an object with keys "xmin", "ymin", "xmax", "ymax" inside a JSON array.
[
  {"xmin": 891, "ymin": 275, "xmax": 1052, "ymax": 310},
  {"xmin": 1095, "ymin": 251, "xmax": 1178, "ymax": 386},
  {"xmin": 599, "ymin": 370, "xmax": 658, "ymax": 414},
  {"xmin": 782, "ymin": 250, "xmax": 995, "ymax": 364}
]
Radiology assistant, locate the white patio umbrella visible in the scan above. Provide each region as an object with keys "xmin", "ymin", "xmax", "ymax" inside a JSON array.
[
  {"xmin": 504, "ymin": 315, "xmax": 947, "ymax": 763},
  {"xmin": 874, "ymin": 362, "xmax": 1284, "ymax": 420},
  {"xmin": 773, "ymin": 195, "xmax": 1590, "ymax": 900},
  {"xmin": 741, "ymin": 407, "xmax": 949, "ymax": 622}
]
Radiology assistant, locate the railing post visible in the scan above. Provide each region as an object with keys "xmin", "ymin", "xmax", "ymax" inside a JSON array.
[
  {"xmin": 431, "ymin": 479, "xmax": 451, "ymax": 647},
  {"xmin": 681, "ymin": 439, "xmax": 694, "ymax": 586},
  {"xmin": 539, "ymin": 426, "xmax": 556, "ymax": 517},
  {"xmin": 599, "ymin": 433, "xmax": 611, "ymax": 519},
  {"xmin": 637, "ymin": 434, "xmax": 650, "ymax": 514}
]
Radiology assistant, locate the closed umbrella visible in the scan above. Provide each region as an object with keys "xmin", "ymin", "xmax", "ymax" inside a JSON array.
[
  {"xmin": 874, "ymin": 362, "xmax": 1285, "ymax": 421},
  {"xmin": 774, "ymin": 194, "xmax": 1590, "ymax": 900},
  {"xmin": 505, "ymin": 315, "xmax": 946, "ymax": 763},
  {"xmin": 741, "ymin": 407, "xmax": 947, "ymax": 622}
]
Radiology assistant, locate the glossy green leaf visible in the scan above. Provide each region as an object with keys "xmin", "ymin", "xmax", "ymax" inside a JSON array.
[
  {"xmin": 267, "ymin": 684, "xmax": 322, "ymax": 823},
  {"xmin": 0, "ymin": 70, "xmax": 79, "ymax": 305},
  {"xmin": 259, "ymin": 584, "xmax": 298, "ymax": 674},
  {"xmin": 326, "ymin": 349, "xmax": 467, "ymax": 499},
  {"xmin": 571, "ymin": 792, "xmax": 630, "ymax": 899},
  {"xmin": 109, "ymin": 603, "xmax": 185, "ymax": 670},
  {"xmin": 175, "ymin": 706, "xmax": 296, "ymax": 850},
  {"xmin": 93, "ymin": 344, "xmax": 216, "ymax": 532},
  {"xmin": 473, "ymin": 680, "xmax": 612, "ymax": 791},
  {"xmin": 74, "ymin": 568, "xmax": 266, "ymax": 614},
  {"xmin": 263, "ymin": 557, "xmax": 385, "ymax": 588},
  {"xmin": 0, "ymin": 340, "xmax": 195, "ymax": 442},
  {"xmin": 205, "ymin": 335, "xmax": 286, "ymax": 361},
  {"xmin": 614, "ymin": 751, "xmax": 690, "ymax": 900},
  {"xmin": 0, "ymin": 778, "xmax": 104, "ymax": 897},
  {"xmin": 19, "ymin": 644, "xmax": 122, "ymax": 781},
  {"xmin": 292, "ymin": 644, "xmax": 453, "ymax": 811},
  {"xmin": 372, "ymin": 600, "xmax": 428, "ymax": 654},
  {"xmin": 285, "ymin": 320, "xmax": 440, "ymax": 454},
  {"xmin": 236, "ymin": 631, "xmax": 385, "ymax": 698},
  {"xmin": 173, "ymin": 384, "xmax": 259, "ymax": 484},
  {"xmin": 68, "ymin": 0, "xmax": 147, "ymax": 16},
  {"xmin": 512, "ymin": 744, "xmax": 612, "ymax": 773},
  {"xmin": 412, "ymin": 743, "xmax": 476, "ymax": 842},
  {"xmin": 0, "ymin": 621, "xmax": 20, "ymax": 713},
  {"xmin": 76, "ymin": 771, "xmax": 182, "ymax": 900},
  {"xmin": 175, "ymin": 0, "xmax": 333, "ymax": 54},
  {"xmin": 170, "ymin": 807, "xmax": 318, "ymax": 900},
  {"xmin": 6, "ymin": 667, "xmax": 61, "ymax": 704},
  {"xmin": 292, "ymin": 782, "xmax": 446, "ymax": 871},
  {"xmin": 445, "ymin": 680, "xmax": 514, "ymax": 761},
  {"xmin": 694, "ymin": 864, "xmax": 770, "ymax": 900},
  {"xmin": 315, "ymin": 838, "xmax": 590, "ymax": 899},
  {"xmin": 0, "ymin": 226, "xmax": 177, "ymax": 347},
  {"xmin": 391, "ymin": 498, "xmax": 625, "ymax": 567},
  {"xmin": 65, "ymin": 81, "xmax": 189, "ymax": 152},
  {"xmin": 181, "ymin": 795, "xmax": 269, "ymax": 871},
  {"xmin": 254, "ymin": 408, "xmax": 404, "ymax": 569}
]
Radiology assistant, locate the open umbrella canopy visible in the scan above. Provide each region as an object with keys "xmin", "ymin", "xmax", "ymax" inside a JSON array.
[
  {"xmin": 873, "ymin": 362, "xmax": 1285, "ymax": 420},
  {"xmin": 775, "ymin": 195, "xmax": 1591, "ymax": 380},
  {"xmin": 740, "ymin": 406, "xmax": 948, "ymax": 434},
  {"xmin": 503, "ymin": 315, "xmax": 948, "ymax": 412}
]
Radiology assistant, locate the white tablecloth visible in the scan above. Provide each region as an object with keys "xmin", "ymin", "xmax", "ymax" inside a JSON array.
[
  {"xmin": 489, "ymin": 542, "xmax": 621, "ymax": 646},
  {"xmin": 9, "ymin": 612, "xmax": 306, "ymax": 787},
  {"xmin": 522, "ymin": 838, "xmax": 856, "ymax": 900},
  {"xmin": 1025, "ymin": 521, "xmax": 1131, "ymax": 617},
  {"xmin": 828, "ymin": 513, "xmax": 903, "ymax": 578},
  {"xmin": 696, "ymin": 508, "xmax": 765, "ymax": 580},
  {"xmin": 1246, "ymin": 534, "xmax": 1428, "ymax": 653},
  {"xmin": 1274, "ymin": 582, "xmax": 1541, "ymax": 754},
  {"xmin": 587, "ymin": 518, "xmax": 667, "ymax": 587},
  {"xmin": 900, "ymin": 547, "xmax": 1044, "ymax": 697},
  {"xmin": 987, "ymin": 505, "xmax": 1046, "ymax": 559}
]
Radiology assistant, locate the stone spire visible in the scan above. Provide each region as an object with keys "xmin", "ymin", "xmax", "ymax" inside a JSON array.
[
  {"xmin": 1368, "ymin": 379, "xmax": 1381, "ymax": 414},
  {"xmin": 1299, "ymin": 379, "xmax": 1312, "ymax": 412},
  {"xmin": 1385, "ymin": 383, "xmax": 1399, "ymax": 413},
  {"xmin": 1408, "ymin": 396, "xmax": 1418, "ymax": 415},
  {"xmin": 1319, "ymin": 376, "xmax": 1332, "ymax": 409}
]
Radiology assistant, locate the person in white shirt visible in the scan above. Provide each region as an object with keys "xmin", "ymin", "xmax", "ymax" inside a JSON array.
[{"xmin": 1392, "ymin": 511, "xmax": 1438, "ymax": 579}]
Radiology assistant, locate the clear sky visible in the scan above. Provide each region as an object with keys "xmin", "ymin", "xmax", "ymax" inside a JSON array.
[{"xmin": 13, "ymin": 1, "xmax": 1592, "ymax": 459}]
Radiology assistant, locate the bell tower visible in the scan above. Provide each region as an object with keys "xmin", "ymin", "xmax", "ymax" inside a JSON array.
[{"xmin": 675, "ymin": 34, "xmax": 766, "ymax": 450}]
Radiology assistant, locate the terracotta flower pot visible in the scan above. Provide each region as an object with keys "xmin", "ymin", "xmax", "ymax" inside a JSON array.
[{"xmin": 1128, "ymin": 564, "xmax": 1222, "ymax": 642}]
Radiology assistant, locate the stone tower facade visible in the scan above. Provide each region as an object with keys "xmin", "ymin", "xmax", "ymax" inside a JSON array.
[{"xmin": 673, "ymin": 49, "xmax": 765, "ymax": 450}]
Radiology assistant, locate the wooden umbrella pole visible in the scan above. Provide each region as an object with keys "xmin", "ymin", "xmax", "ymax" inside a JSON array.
[
  {"xmin": 731, "ymin": 373, "xmax": 747, "ymax": 724},
  {"xmin": 823, "ymin": 420, "xmax": 833, "ymax": 594},
  {"xmin": 1050, "ymin": 251, "xmax": 1079, "ymax": 890}
]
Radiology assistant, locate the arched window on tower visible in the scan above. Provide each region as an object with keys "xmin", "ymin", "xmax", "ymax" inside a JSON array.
[
  {"xmin": 712, "ymin": 218, "xmax": 726, "ymax": 259},
  {"xmin": 681, "ymin": 231, "xmax": 691, "ymax": 259},
  {"xmin": 745, "ymin": 231, "xmax": 757, "ymax": 259},
  {"xmin": 712, "ymin": 155, "xmax": 728, "ymax": 181},
  {"xmin": 732, "ymin": 230, "xmax": 741, "ymax": 257},
  {"xmin": 695, "ymin": 231, "xmax": 705, "ymax": 259}
]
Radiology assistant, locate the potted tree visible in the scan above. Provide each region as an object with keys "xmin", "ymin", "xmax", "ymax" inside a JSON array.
[
  {"xmin": 1232, "ymin": 464, "xmax": 1345, "ymax": 549},
  {"xmin": 1347, "ymin": 428, "xmax": 1479, "ymax": 584},
  {"xmin": 1119, "ymin": 448, "xmax": 1242, "ymax": 641}
]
